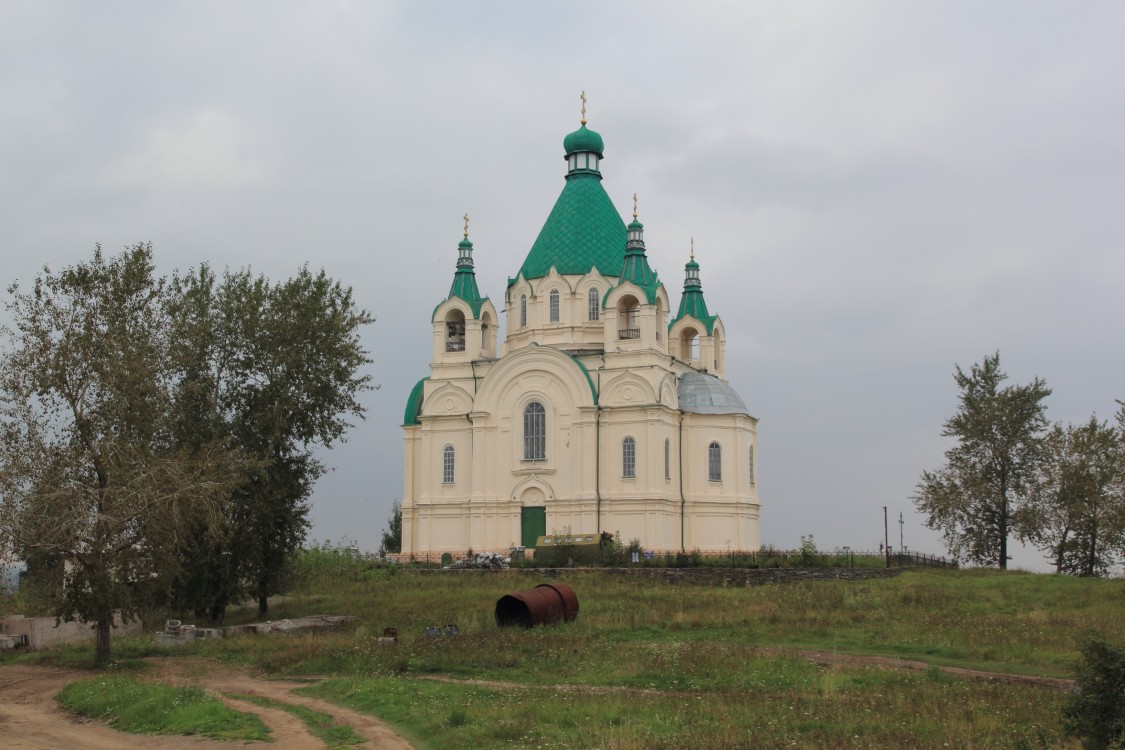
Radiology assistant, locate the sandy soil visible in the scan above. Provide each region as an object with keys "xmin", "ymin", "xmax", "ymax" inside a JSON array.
[{"xmin": 0, "ymin": 660, "xmax": 415, "ymax": 750}]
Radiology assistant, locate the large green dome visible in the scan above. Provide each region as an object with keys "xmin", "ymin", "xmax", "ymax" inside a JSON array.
[{"xmin": 563, "ymin": 124, "xmax": 604, "ymax": 156}]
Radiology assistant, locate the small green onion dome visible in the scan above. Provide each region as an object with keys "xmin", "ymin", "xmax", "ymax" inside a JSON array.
[
  {"xmin": 685, "ymin": 257, "xmax": 699, "ymax": 270},
  {"xmin": 563, "ymin": 124, "xmax": 604, "ymax": 156},
  {"xmin": 458, "ymin": 237, "xmax": 473, "ymax": 249},
  {"xmin": 627, "ymin": 219, "xmax": 644, "ymax": 231}
]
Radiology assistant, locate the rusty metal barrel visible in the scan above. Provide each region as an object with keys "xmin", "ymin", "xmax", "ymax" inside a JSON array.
[{"xmin": 495, "ymin": 582, "xmax": 579, "ymax": 628}]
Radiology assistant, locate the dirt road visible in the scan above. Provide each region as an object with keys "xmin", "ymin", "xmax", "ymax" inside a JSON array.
[{"xmin": 0, "ymin": 661, "xmax": 415, "ymax": 750}]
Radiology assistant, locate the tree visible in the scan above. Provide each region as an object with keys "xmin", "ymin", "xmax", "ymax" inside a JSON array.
[
  {"xmin": 1062, "ymin": 633, "xmax": 1125, "ymax": 750},
  {"xmin": 913, "ymin": 353, "xmax": 1051, "ymax": 568},
  {"xmin": 1028, "ymin": 418, "xmax": 1125, "ymax": 577},
  {"xmin": 379, "ymin": 499, "xmax": 402, "ymax": 556},
  {"xmin": 166, "ymin": 264, "xmax": 373, "ymax": 622},
  {"xmin": 0, "ymin": 245, "xmax": 240, "ymax": 664}
]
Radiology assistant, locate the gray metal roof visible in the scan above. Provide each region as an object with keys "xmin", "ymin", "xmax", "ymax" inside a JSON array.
[{"xmin": 677, "ymin": 372, "xmax": 749, "ymax": 414}]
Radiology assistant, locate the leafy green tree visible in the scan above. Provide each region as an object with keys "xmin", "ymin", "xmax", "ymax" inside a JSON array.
[
  {"xmin": 0, "ymin": 245, "xmax": 240, "ymax": 663},
  {"xmin": 378, "ymin": 499, "xmax": 402, "ymax": 556},
  {"xmin": 167, "ymin": 264, "xmax": 373, "ymax": 622},
  {"xmin": 913, "ymin": 353, "xmax": 1051, "ymax": 568},
  {"xmin": 1062, "ymin": 633, "xmax": 1125, "ymax": 750},
  {"xmin": 1029, "ymin": 418, "xmax": 1125, "ymax": 577}
]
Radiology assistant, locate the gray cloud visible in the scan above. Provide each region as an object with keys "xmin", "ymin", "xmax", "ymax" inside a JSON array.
[{"xmin": 2, "ymin": 1, "xmax": 1123, "ymax": 570}]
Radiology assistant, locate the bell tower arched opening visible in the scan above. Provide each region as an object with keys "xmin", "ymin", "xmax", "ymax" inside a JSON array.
[{"xmin": 445, "ymin": 309, "xmax": 466, "ymax": 352}]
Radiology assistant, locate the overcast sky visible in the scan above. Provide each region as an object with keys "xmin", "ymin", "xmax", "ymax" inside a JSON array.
[{"xmin": 3, "ymin": 1, "xmax": 1123, "ymax": 571}]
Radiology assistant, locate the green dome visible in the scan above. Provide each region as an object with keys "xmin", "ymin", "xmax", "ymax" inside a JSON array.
[
  {"xmin": 628, "ymin": 219, "xmax": 644, "ymax": 231},
  {"xmin": 563, "ymin": 124, "xmax": 604, "ymax": 156},
  {"xmin": 458, "ymin": 237, "xmax": 473, "ymax": 249}
]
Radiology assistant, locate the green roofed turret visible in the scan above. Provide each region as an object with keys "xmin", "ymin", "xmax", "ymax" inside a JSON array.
[
  {"xmin": 614, "ymin": 194, "xmax": 662, "ymax": 303},
  {"xmin": 438, "ymin": 214, "xmax": 489, "ymax": 319},
  {"xmin": 671, "ymin": 241, "xmax": 718, "ymax": 334}
]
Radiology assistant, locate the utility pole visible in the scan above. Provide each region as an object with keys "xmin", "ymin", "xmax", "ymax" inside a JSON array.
[
  {"xmin": 899, "ymin": 511, "xmax": 904, "ymax": 554},
  {"xmin": 883, "ymin": 506, "xmax": 890, "ymax": 569}
]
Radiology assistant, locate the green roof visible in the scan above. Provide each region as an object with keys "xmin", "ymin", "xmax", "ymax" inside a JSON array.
[
  {"xmin": 433, "ymin": 236, "xmax": 489, "ymax": 320},
  {"xmin": 563, "ymin": 124, "xmax": 604, "ymax": 156},
  {"xmin": 403, "ymin": 377, "xmax": 428, "ymax": 426},
  {"xmin": 516, "ymin": 173, "xmax": 626, "ymax": 281},
  {"xmin": 671, "ymin": 257, "xmax": 717, "ymax": 334},
  {"xmin": 672, "ymin": 291, "xmax": 717, "ymax": 334}
]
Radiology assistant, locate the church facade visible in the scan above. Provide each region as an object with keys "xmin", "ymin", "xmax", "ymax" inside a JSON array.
[{"xmin": 401, "ymin": 111, "xmax": 760, "ymax": 555}]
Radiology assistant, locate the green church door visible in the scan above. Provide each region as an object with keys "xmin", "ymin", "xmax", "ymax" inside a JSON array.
[{"xmin": 521, "ymin": 506, "xmax": 546, "ymax": 548}]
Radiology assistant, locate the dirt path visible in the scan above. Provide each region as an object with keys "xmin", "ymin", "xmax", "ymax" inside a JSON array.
[
  {"xmin": 417, "ymin": 647, "xmax": 1074, "ymax": 694},
  {"xmin": 0, "ymin": 661, "xmax": 415, "ymax": 750},
  {"xmin": 782, "ymin": 648, "xmax": 1075, "ymax": 690}
]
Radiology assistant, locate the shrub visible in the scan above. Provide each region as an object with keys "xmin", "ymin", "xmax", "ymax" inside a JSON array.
[{"xmin": 1062, "ymin": 632, "xmax": 1125, "ymax": 750}]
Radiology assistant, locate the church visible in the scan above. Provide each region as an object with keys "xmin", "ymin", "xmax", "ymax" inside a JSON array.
[{"xmin": 401, "ymin": 102, "xmax": 760, "ymax": 556}]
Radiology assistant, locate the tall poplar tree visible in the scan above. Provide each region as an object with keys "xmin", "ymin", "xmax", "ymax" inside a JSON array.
[
  {"xmin": 913, "ymin": 353, "xmax": 1051, "ymax": 568},
  {"xmin": 167, "ymin": 264, "xmax": 373, "ymax": 623},
  {"xmin": 0, "ymin": 245, "xmax": 241, "ymax": 664},
  {"xmin": 1028, "ymin": 418, "xmax": 1124, "ymax": 576}
]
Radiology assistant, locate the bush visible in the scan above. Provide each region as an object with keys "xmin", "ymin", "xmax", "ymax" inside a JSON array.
[{"xmin": 1062, "ymin": 632, "xmax": 1125, "ymax": 750}]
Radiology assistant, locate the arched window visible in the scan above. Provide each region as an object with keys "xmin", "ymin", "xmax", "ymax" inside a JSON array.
[
  {"xmin": 664, "ymin": 438, "xmax": 671, "ymax": 480},
  {"xmin": 523, "ymin": 401, "xmax": 546, "ymax": 460},
  {"xmin": 622, "ymin": 436, "xmax": 636, "ymax": 478},
  {"xmin": 588, "ymin": 287, "xmax": 600, "ymax": 321},
  {"xmin": 708, "ymin": 441, "xmax": 722, "ymax": 482},
  {"xmin": 519, "ymin": 295, "xmax": 527, "ymax": 328},
  {"xmin": 442, "ymin": 444, "xmax": 455, "ymax": 484},
  {"xmin": 445, "ymin": 310, "xmax": 466, "ymax": 352},
  {"xmin": 619, "ymin": 295, "xmax": 639, "ymax": 340},
  {"xmin": 549, "ymin": 289, "xmax": 560, "ymax": 322},
  {"xmin": 748, "ymin": 445, "xmax": 755, "ymax": 485}
]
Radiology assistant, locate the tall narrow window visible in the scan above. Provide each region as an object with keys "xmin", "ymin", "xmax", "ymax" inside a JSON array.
[
  {"xmin": 549, "ymin": 289, "xmax": 560, "ymax": 322},
  {"xmin": 622, "ymin": 436, "xmax": 636, "ymax": 478},
  {"xmin": 708, "ymin": 441, "xmax": 722, "ymax": 482},
  {"xmin": 519, "ymin": 295, "xmax": 527, "ymax": 328},
  {"xmin": 748, "ymin": 445, "xmax": 755, "ymax": 485},
  {"xmin": 523, "ymin": 401, "xmax": 546, "ymax": 460},
  {"xmin": 588, "ymin": 287, "xmax": 600, "ymax": 321},
  {"xmin": 442, "ymin": 444, "xmax": 455, "ymax": 484},
  {"xmin": 664, "ymin": 438, "xmax": 671, "ymax": 480}
]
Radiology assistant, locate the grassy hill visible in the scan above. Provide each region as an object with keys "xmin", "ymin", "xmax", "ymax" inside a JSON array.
[{"xmin": 7, "ymin": 556, "xmax": 1123, "ymax": 748}]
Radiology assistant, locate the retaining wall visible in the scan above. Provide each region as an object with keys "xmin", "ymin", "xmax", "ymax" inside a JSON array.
[{"xmin": 0, "ymin": 613, "xmax": 142, "ymax": 650}]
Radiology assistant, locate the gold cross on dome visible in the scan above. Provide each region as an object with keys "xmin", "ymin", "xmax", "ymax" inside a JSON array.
[
  {"xmin": 690, "ymin": 237, "xmax": 695, "ymax": 261},
  {"xmin": 632, "ymin": 193, "xmax": 638, "ymax": 220},
  {"xmin": 463, "ymin": 213, "xmax": 470, "ymax": 238},
  {"xmin": 580, "ymin": 91, "xmax": 587, "ymax": 125}
]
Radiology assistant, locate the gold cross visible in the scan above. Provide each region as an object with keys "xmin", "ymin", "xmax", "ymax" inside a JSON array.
[
  {"xmin": 463, "ymin": 213, "xmax": 470, "ymax": 238},
  {"xmin": 580, "ymin": 91, "xmax": 587, "ymax": 125},
  {"xmin": 690, "ymin": 237, "xmax": 695, "ymax": 261},
  {"xmin": 632, "ymin": 193, "xmax": 638, "ymax": 220}
]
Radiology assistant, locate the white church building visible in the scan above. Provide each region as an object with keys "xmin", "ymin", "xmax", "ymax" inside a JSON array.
[{"xmin": 401, "ymin": 107, "xmax": 760, "ymax": 555}]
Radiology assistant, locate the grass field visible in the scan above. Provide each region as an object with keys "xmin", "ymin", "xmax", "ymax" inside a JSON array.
[
  {"xmin": 8, "ymin": 563, "xmax": 1124, "ymax": 748},
  {"xmin": 55, "ymin": 674, "xmax": 269, "ymax": 741}
]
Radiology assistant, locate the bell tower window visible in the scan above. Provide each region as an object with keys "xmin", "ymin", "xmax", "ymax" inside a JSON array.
[
  {"xmin": 549, "ymin": 289, "xmax": 560, "ymax": 322},
  {"xmin": 588, "ymin": 287, "xmax": 600, "ymax": 321},
  {"xmin": 445, "ymin": 310, "xmax": 466, "ymax": 352},
  {"xmin": 618, "ymin": 295, "xmax": 639, "ymax": 340},
  {"xmin": 520, "ymin": 295, "xmax": 527, "ymax": 328}
]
